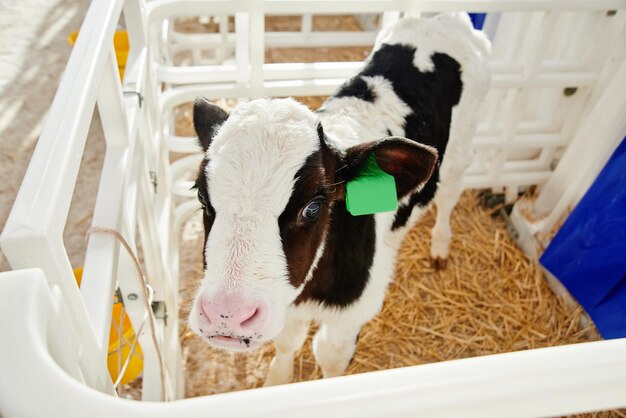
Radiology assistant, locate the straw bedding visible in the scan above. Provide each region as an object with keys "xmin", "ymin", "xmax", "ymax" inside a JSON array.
[
  {"xmin": 178, "ymin": 192, "xmax": 602, "ymax": 396},
  {"xmin": 171, "ymin": 15, "xmax": 623, "ymax": 417}
]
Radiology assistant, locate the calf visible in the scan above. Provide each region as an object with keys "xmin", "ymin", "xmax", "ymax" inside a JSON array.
[{"xmin": 188, "ymin": 13, "xmax": 490, "ymax": 385}]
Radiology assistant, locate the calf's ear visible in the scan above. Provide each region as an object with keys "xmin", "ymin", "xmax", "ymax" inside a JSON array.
[
  {"xmin": 342, "ymin": 137, "xmax": 438, "ymax": 199},
  {"xmin": 193, "ymin": 97, "xmax": 229, "ymax": 151}
]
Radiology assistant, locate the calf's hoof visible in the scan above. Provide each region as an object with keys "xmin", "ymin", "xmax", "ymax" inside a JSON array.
[
  {"xmin": 431, "ymin": 256, "xmax": 448, "ymax": 270},
  {"xmin": 263, "ymin": 374, "xmax": 290, "ymax": 387},
  {"xmin": 263, "ymin": 357, "xmax": 293, "ymax": 387}
]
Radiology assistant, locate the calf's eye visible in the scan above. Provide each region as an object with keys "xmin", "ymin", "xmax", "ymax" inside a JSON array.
[
  {"xmin": 301, "ymin": 199, "xmax": 323, "ymax": 222},
  {"xmin": 197, "ymin": 189, "xmax": 208, "ymax": 208}
]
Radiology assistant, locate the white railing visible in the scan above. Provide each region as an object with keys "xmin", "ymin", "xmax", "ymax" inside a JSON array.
[
  {"xmin": 1, "ymin": 0, "xmax": 625, "ymax": 416},
  {"xmin": 150, "ymin": 1, "xmax": 626, "ymax": 244},
  {"xmin": 0, "ymin": 0, "xmax": 183, "ymax": 402},
  {"xmin": 1, "ymin": 269, "xmax": 626, "ymax": 418}
]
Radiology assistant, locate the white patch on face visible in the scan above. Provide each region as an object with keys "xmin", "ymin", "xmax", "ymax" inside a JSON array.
[
  {"xmin": 296, "ymin": 227, "xmax": 329, "ymax": 294},
  {"xmin": 190, "ymin": 98, "xmax": 322, "ymax": 345},
  {"xmin": 208, "ymin": 99, "xmax": 320, "ymax": 217}
]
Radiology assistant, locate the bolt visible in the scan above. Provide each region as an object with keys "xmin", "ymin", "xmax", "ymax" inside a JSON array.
[
  {"xmin": 563, "ymin": 87, "xmax": 577, "ymax": 97},
  {"xmin": 149, "ymin": 171, "xmax": 158, "ymax": 194},
  {"xmin": 128, "ymin": 293, "xmax": 138, "ymax": 301},
  {"xmin": 550, "ymin": 158, "xmax": 560, "ymax": 171}
]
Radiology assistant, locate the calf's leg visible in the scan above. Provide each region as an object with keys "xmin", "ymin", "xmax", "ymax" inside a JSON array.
[
  {"xmin": 430, "ymin": 104, "xmax": 474, "ymax": 269},
  {"xmin": 264, "ymin": 314, "xmax": 309, "ymax": 386},
  {"xmin": 312, "ymin": 321, "xmax": 362, "ymax": 378},
  {"xmin": 430, "ymin": 178, "xmax": 464, "ymax": 270},
  {"xmin": 312, "ymin": 290, "xmax": 386, "ymax": 378}
]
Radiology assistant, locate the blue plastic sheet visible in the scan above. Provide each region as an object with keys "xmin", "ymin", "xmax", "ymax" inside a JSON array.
[
  {"xmin": 468, "ymin": 13, "xmax": 487, "ymax": 30},
  {"xmin": 541, "ymin": 137, "xmax": 626, "ymax": 339}
]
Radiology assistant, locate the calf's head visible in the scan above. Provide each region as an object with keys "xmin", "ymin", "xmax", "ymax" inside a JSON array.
[{"xmin": 188, "ymin": 97, "xmax": 437, "ymax": 351}]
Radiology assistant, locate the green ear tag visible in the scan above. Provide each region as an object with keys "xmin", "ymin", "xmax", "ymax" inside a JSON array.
[{"xmin": 346, "ymin": 155, "xmax": 398, "ymax": 216}]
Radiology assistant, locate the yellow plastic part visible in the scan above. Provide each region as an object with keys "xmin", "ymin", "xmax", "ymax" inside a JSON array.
[
  {"xmin": 107, "ymin": 302, "xmax": 144, "ymax": 384},
  {"xmin": 73, "ymin": 267, "xmax": 143, "ymax": 384},
  {"xmin": 68, "ymin": 30, "xmax": 129, "ymax": 80}
]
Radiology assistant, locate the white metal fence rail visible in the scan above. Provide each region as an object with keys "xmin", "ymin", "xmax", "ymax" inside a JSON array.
[
  {"xmin": 1, "ymin": 269, "xmax": 626, "ymax": 417},
  {"xmin": 151, "ymin": 1, "xmax": 626, "ymax": 244},
  {"xmin": 0, "ymin": 0, "xmax": 183, "ymax": 402},
  {"xmin": 0, "ymin": 0, "xmax": 625, "ymax": 416}
]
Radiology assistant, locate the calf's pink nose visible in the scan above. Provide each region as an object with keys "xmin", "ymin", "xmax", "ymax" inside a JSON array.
[{"xmin": 200, "ymin": 292, "xmax": 262, "ymax": 330}]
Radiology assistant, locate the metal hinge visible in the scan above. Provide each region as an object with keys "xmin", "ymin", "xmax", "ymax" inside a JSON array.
[
  {"xmin": 123, "ymin": 90, "xmax": 143, "ymax": 108},
  {"xmin": 151, "ymin": 301, "xmax": 168, "ymax": 327},
  {"xmin": 149, "ymin": 170, "xmax": 158, "ymax": 193}
]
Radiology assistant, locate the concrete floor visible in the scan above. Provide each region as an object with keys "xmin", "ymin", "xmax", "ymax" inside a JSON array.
[{"xmin": 0, "ymin": 0, "xmax": 104, "ymax": 271}]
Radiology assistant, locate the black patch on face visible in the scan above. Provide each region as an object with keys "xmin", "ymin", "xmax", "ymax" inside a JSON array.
[
  {"xmin": 279, "ymin": 128, "xmax": 375, "ymax": 308},
  {"xmin": 332, "ymin": 44, "xmax": 463, "ymax": 230},
  {"xmin": 295, "ymin": 201, "xmax": 375, "ymax": 308},
  {"xmin": 279, "ymin": 151, "xmax": 333, "ymax": 288},
  {"xmin": 334, "ymin": 76, "xmax": 377, "ymax": 103},
  {"xmin": 193, "ymin": 158, "xmax": 216, "ymax": 268}
]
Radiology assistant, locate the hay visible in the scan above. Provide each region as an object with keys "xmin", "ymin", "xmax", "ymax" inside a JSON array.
[
  {"xmin": 171, "ymin": 16, "xmax": 624, "ymax": 417},
  {"xmin": 179, "ymin": 193, "xmax": 602, "ymax": 395}
]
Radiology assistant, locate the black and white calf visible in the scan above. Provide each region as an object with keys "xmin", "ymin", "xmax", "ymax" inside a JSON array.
[{"xmin": 188, "ymin": 13, "xmax": 490, "ymax": 385}]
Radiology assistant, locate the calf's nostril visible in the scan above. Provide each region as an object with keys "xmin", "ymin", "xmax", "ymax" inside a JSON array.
[
  {"xmin": 239, "ymin": 307, "xmax": 259, "ymax": 328},
  {"xmin": 200, "ymin": 299, "xmax": 213, "ymax": 324},
  {"xmin": 199, "ymin": 293, "xmax": 264, "ymax": 331}
]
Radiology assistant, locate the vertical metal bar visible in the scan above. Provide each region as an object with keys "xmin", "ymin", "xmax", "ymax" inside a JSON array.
[
  {"xmin": 381, "ymin": 11, "xmax": 401, "ymax": 29},
  {"xmin": 81, "ymin": 145, "xmax": 126, "ymax": 356},
  {"xmin": 217, "ymin": 14, "xmax": 230, "ymax": 62},
  {"xmin": 235, "ymin": 11, "xmax": 251, "ymax": 100},
  {"xmin": 302, "ymin": 13, "xmax": 313, "ymax": 40},
  {"xmin": 488, "ymin": 88, "xmax": 520, "ymax": 187},
  {"xmin": 492, "ymin": 12, "xmax": 560, "ymax": 194},
  {"xmin": 82, "ymin": 44, "xmax": 133, "ymax": 355},
  {"xmin": 123, "ymin": 0, "xmax": 148, "ymax": 67},
  {"xmin": 98, "ymin": 45, "xmax": 131, "ymax": 148},
  {"xmin": 249, "ymin": 2, "xmax": 265, "ymax": 98}
]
